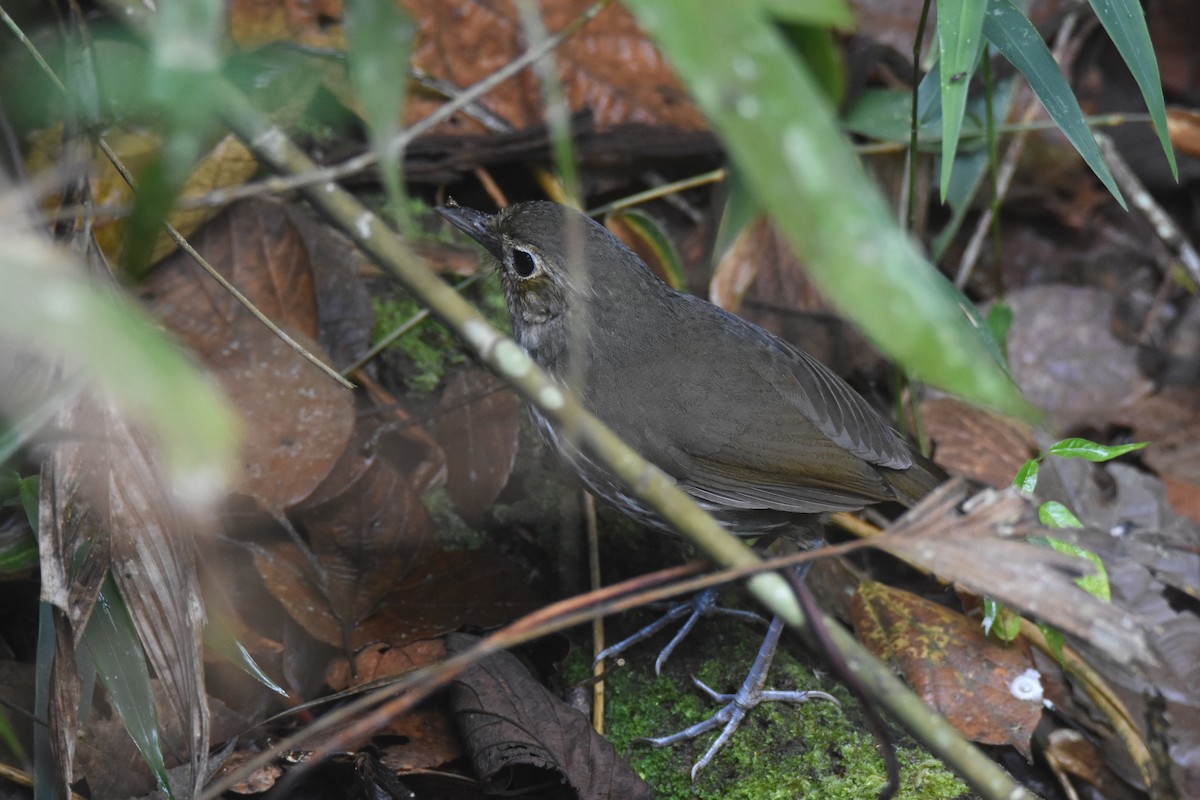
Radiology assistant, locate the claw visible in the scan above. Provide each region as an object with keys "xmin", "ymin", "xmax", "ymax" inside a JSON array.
[
  {"xmin": 593, "ymin": 588, "xmax": 768, "ymax": 674},
  {"xmin": 640, "ymin": 616, "xmax": 840, "ymax": 778}
]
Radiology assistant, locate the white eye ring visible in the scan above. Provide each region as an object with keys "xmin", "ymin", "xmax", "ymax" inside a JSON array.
[{"xmin": 510, "ymin": 248, "xmax": 540, "ymax": 279}]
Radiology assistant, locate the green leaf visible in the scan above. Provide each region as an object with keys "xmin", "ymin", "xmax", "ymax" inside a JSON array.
[
  {"xmin": 1013, "ymin": 458, "xmax": 1039, "ymax": 493},
  {"xmin": 623, "ymin": 0, "xmax": 1035, "ymax": 417},
  {"xmin": 0, "ymin": 535, "xmax": 37, "ymax": 573},
  {"xmin": 1047, "ymin": 437, "xmax": 1148, "ymax": 462},
  {"xmin": 346, "ymin": 0, "xmax": 416, "ymax": 230},
  {"xmin": 84, "ymin": 577, "xmax": 173, "ymax": 796},
  {"xmin": 0, "ymin": 706, "xmax": 26, "ymax": 767},
  {"xmin": 1047, "ymin": 536, "xmax": 1111, "ymax": 601},
  {"xmin": 19, "ymin": 474, "xmax": 38, "ymax": 533},
  {"xmin": 1039, "ymin": 500, "xmax": 1083, "ymax": 529},
  {"xmin": 982, "ymin": 597, "xmax": 1022, "ymax": 641},
  {"xmin": 936, "ymin": 0, "xmax": 987, "ymax": 198},
  {"xmin": 986, "ymin": 301, "xmax": 1012, "ymax": 360},
  {"xmin": 125, "ymin": 0, "xmax": 226, "ymax": 277},
  {"xmin": 762, "ymin": 0, "xmax": 855, "ymax": 27},
  {"xmin": 1088, "ymin": 0, "xmax": 1177, "ymax": 181},
  {"xmin": 983, "ymin": 0, "xmax": 1125, "ymax": 208},
  {"xmin": 0, "ymin": 236, "xmax": 239, "ymax": 507}
]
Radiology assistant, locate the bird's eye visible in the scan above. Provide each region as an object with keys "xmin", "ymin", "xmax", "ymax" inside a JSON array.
[{"xmin": 511, "ymin": 248, "xmax": 538, "ymax": 279}]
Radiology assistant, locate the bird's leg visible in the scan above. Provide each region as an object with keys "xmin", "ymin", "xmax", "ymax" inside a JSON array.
[
  {"xmin": 593, "ymin": 587, "xmax": 767, "ymax": 675},
  {"xmin": 641, "ymin": 614, "xmax": 840, "ymax": 779}
]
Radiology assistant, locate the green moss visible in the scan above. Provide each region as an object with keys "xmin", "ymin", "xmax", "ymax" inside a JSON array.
[
  {"xmin": 596, "ymin": 615, "xmax": 976, "ymax": 800},
  {"xmin": 371, "ymin": 273, "xmax": 509, "ymax": 393}
]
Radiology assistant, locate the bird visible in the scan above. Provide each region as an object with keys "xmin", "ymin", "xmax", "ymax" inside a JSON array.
[{"xmin": 437, "ymin": 199, "xmax": 944, "ymax": 774}]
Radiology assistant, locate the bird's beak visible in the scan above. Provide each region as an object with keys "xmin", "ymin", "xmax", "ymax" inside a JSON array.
[{"xmin": 436, "ymin": 202, "xmax": 504, "ymax": 261}]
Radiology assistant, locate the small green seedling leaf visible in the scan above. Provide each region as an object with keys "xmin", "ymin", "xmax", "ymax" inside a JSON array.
[
  {"xmin": 1047, "ymin": 537, "xmax": 1111, "ymax": 601},
  {"xmin": 982, "ymin": 597, "xmax": 1023, "ymax": 642},
  {"xmin": 1013, "ymin": 459, "xmax": 1040, "ymax": 494},
  {"xmin": 1047, "ymin": 438, "xmax": 1147, "ymax": 462},
  {"xmin": 1039, "ymin": 500, "xmax": 1082, "ymax": 529}
]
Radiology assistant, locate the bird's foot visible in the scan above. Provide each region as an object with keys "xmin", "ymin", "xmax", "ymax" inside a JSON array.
[
  {"xmin": 594, "ymin": 588, "xmax": 767, "ymax": 675},
  {"xmin": 639, "ymin": 615, "xmax": 840, "ymax": 779}
]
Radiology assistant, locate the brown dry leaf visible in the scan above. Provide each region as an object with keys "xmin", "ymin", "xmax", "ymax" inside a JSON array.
[
  {"xmin": 1111, "ymin": 387, "xmax": 1200, "ymax": 522},
  {"xmin": 349, "ymin": 549, "xmax": 541, "ymax": 647},
  {"xmin": 254, "ymin": 543, "xmax": 537, "ymax": 650},
  {"xmin": 27, "ymin": 129, "xmax": 258, "ymax": 269},
  {"xmin": 145, "ymin": 199, "xmax": 320, "ymax": 350},
  {"xmin": 919, "ymin": 396, "xmax": 1037, "ymax": 488},
  {"xmin": 296, "ymin": 450, "xmax": 436, "ymax": 638},
  {"xmin": 1003, "ymin": 285, "xmax": 1151, "ymax": 429},
  {"xmin": 878, "ymin": 482, "xmax": 1153, "ymax": 666},
  {"xmin": 253, "ymin": 541, "xmax": 344, "ymax": 646},
  {"xmin": 1044, "ymin": 729, "xmax": 1141, "ymax": 800},
  {"xmin": 406, "ymin": 0, "xmax": 704, "ymax": 134},
  {"xmin": 852, "ymin": 579, "xmax": 1042, "ymax": 758},
  {"xmin": 214, "ymin": 750, "xmax": 285, "ymax": 794},
  {"xmin": 229, "ymin": 0, "xmax": 347, "ymax": 50},
  {"xmin": 435, "ymin": 369, "xmax": 520, "ymax": 527},
  {"xmin": 144, "ymin": 201, "xmax": 357, "ymax": 513},
  {"xmin": 359, "ymin": 373, "xmax": 447, "ymax": 496},
  {"xmin": 446, "ymin": 633, "xmax": 653, "ymax": 800},
  {"xmin": 1168, "ymin": 107, "xmax": 1200, "ymax": 159},
  {"xmin": 326, "ymin": 640, "xmax": 464, "ymax": 770},
  {"xmin": 377, "ymin": 708, "xmax": 464, "ymax": 773},
  {"xmin": 39, "ymin": 392, "xmax": 213, "ymax": 797},
  {"xmin": 326, "ymin": 639, "xmax": 447, "ymax": 690},
  {"xmin": 251, "ymin": 410, "xmax": 438, "ymax": 646},
  {"xmin": 229, "ymin": 0, "xmax": 704, "ymax": 134}
]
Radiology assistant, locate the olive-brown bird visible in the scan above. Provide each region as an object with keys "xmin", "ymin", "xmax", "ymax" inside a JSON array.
[{"xmin": 438, "ymin": 200, "xmax": 943, "ymax": 774}]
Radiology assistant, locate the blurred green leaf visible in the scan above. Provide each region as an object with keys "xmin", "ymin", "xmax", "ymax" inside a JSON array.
[
  {"xmin": 0, "ymin": 706, "xmax": 25, "ymax": 767},
  {"xmin": 1013, "ymin": 458, "xmax": 1039, "ymax": 494},
  {"xmin": 1039, "ymin": 500, "xmax": 1083, "ymax": 529},
  {"xmin": 125, "ymin": 0, "xmax": 225, "ymax": 276},
  {"xmin": 0, "ymin": 472, "xmax": 38, "ymax": 573},
  {"xmin": 983, "ymin": 0, "xmax": 1125, "ymax": 208},
  {"xmin": 624, "ymin": 0, "xmax": 1033, "ymax": 417},
  {"xmin": 1047, "ymin": 536, "xmax": 1111, "ymax": 601},
  {"xmin": 844, "ymin": 88, "xmax": 942, "ymax": 147},
  {"xmin": 84, "ymin": 577, "xmax": 172, "ymax": 796},
  {"xmin": 0, "ymin": 236, "xmax": 238, "ymax": 506},
  {"xmin": 346, "ymin": 0, "xmax": 415, "ymax": 230},
  {"xmin": 1047, "ymin": 437, "xmax": 1147, "ymax": 462},
  {"xmin": 763, "ymin": 0, "xmax": 855, "ymax": 27},
  {"xmin": 986, "ymin": 300, "xmax": 1012, "ymax": 363},
  {"xmin": 1089, "ymin": 0, "xmax": 1177, "ymax": 181},
  {"xmin": 936, "ymin": 0, "xmax": 987, "ymax": 198},
  {"xmin": 982, "ymin": 597, "xmax": 1022, "ymax": 641},
  {"xmin": 785, "ymin": 24, "xmax": 847, "ymax": 106}
]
